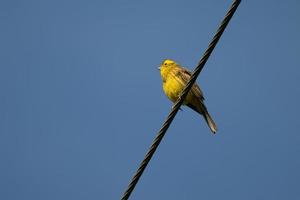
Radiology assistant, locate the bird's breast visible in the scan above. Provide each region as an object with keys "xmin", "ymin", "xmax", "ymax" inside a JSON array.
[
  {"xmin": 163, "ymin": 78, "xmax": 197, "ymax": 105},
  {"xmin": 163, "ymin": 78, "xmax": 185, "ymax": 103}
]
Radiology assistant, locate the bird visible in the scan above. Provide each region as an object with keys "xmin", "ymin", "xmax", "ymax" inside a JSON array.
[{"xmin": 158, "ymin": 59, "xmax": 217, "ymax": 134}]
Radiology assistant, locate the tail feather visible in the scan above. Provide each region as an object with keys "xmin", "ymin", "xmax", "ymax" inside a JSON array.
[
  {"xmin": 186, "ymin": 102, "xmax": 217, "ymax": 134},
  {"xmin": 203, "ymin": 111, "xmax": 217, "ymax": 134}
]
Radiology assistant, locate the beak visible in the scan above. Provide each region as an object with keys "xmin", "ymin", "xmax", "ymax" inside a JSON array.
[{"xmin": 157, "ymin": 67, "xmax": 161, "ymax": 70}]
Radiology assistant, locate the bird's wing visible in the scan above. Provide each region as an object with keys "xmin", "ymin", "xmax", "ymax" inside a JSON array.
[{"xmin": 175, "ymin": 67, "xmax": 205, "ymax": 101}]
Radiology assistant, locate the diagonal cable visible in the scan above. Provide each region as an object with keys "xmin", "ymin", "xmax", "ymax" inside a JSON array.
[{"xmin": 121, "ymin": 0, "xmax": 241, "ymax": 199}]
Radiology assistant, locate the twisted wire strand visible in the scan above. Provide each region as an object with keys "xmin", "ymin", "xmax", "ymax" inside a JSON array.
[{"xmin": 121, "ymin": 0, "xmax": 241, "ymax": 199}]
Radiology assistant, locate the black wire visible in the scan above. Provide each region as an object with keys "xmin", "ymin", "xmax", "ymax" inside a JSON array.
[{"xmin": 121, "ymin": 0, "xmax": 241, "ymax": 199}]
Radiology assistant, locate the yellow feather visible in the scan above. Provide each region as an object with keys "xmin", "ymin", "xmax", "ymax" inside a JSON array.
[{"xmin": 159, "ymin": 59, "xmax": 217, "ymax": 134}]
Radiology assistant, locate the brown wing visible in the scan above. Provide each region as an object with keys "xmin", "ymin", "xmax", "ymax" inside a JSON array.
[{"xmin": 174, "ymin": 66, "xmax": 205, "ymax": 101}]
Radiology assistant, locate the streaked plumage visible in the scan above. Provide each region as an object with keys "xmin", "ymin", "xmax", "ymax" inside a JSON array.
[{"xmin": 159, "ymin": 59, "xmax": 217, "ymax": 134}]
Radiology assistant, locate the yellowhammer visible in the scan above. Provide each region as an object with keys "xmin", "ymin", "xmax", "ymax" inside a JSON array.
[{"xmin": 159, "ymin": 59, "xmax": 217, "ymax": 134}]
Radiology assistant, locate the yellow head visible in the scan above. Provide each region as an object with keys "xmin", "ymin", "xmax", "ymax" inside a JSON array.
[{"xmin": 159, "ymin": 59, "xmax": 178, "ymax": 82}]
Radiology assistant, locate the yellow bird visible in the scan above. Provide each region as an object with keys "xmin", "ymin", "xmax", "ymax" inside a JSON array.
[{"xmin": 159, "ymin": 59, "xmax": 217, "ymax": 134}]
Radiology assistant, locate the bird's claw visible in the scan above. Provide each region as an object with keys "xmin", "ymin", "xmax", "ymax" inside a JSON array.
[{"xmin": 172, "ymin": 105, "xmax": 183, "ymax": 111}]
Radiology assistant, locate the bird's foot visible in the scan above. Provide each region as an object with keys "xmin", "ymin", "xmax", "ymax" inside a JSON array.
[{"xmin": 171, "ymin": 105, "xmax": 183, "ymax": 111}]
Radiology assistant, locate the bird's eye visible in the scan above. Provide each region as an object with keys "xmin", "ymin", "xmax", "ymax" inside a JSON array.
[{"xmin": 164, "ymin": 63, "xmax": 167, "ymax": 65}]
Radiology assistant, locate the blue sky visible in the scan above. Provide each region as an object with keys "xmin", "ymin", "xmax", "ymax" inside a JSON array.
[{"xmin": 1, "ymin": 0, "xmax": 300, "ymax": 199}]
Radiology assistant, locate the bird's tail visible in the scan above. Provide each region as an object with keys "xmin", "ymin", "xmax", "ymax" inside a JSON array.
[
  {"xmin": 187, "ymin": 102, "xmax": 218, "ymax": 134},
  {"xmin": 203, "ymin": 110, "xmax": 217, "ymax": 134}
]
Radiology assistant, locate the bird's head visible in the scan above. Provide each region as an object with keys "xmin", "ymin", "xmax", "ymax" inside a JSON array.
[{"xmin": 158, "ymin": 59, "xmax": 178, "ymax": 81}]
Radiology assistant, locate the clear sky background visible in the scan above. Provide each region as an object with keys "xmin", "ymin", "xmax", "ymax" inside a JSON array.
[{"xmin": 1, "ymin": 0, "xmax": 300, "ymax": 199}]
